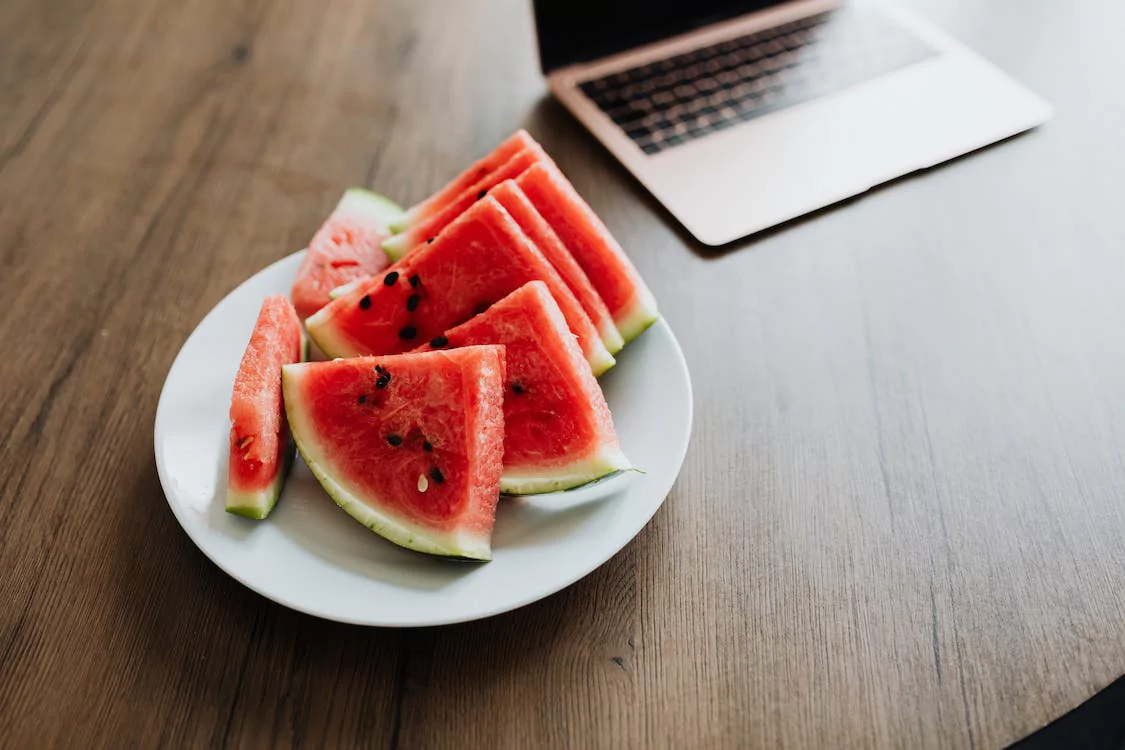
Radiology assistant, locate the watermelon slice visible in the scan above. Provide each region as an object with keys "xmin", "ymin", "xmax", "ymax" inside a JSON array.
[
  {"xmin": 489, "ymin": 180, "xmax": 624, "ymax": 354},
  {"xmin": 421, "ymin": 282, "xmax": 630, "ymax": 494},
  {"xmin": 227, "ymin": 295, "xmax": 305, "ymax": 519},
  {"xmin": 283, "ymin": 346, "xmax": 506, "ymax": 560},
  {"xmin": 381, "ymin": 145, "xmax": 549, "ymax": 262},
  {"xmin": 391, "ymin": 129, "xmax": 538, "ymax": 233},
  {"xmin": 306, "ymin": 196, "xmax": 616, "ymax": 375},
  {"xmin": 515, "ymin": 162, "xmax": 659, "ymax": 343},
  {"xmin": 290, "ymin": 188, "xmax": 403, "ymax": 320}
]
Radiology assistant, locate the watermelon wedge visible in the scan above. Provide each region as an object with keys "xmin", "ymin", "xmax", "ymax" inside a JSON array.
[
  {"xmin": 515, "ymin": 162, "xmax": 659, "ymax": 343},
  {"xmin": 381, "ymin": 145, "xmax": 549, "ymax": 262},
  {"xmin": 489, "ymin": 180, "xmax": 624, "ymax": 354},
  {"xmin": 390, "ymin": 129, "xmax": 538, "ymax": 233},
  {"xmin": 227, "ymin": 295, "xmax": 305, "ymax": 519},
  {"xmin": 290, "ymin": 188, "xmax": 403, "ymax": 320},
  {"xmin": 306, "ymin": 196, "xmax": 616, "ymax": 375},
  {"xmin": 283, "ymin": 346, "xmax": 506, "ymax": 560},
  {"xmin": 422, "ymin": 282, "xmax": 630, "ymax": 494}
]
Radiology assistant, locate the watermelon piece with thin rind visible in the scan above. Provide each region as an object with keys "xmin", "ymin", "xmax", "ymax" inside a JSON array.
[
  {"xmin": 421, "ymin": 281, "xmax": 630, "ymax": 494},
  {"xmin": 227, "ymin": 295, "xmax": 305, "ymax": 519},
  {"xmin": 283, "ymin": 347, "xmax": 506, "ymax": 560}
]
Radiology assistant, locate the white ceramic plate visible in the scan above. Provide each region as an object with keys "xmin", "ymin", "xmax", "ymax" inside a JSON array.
[{"xmin": 154, "ymin": 252, "xmax": 693, "ymax": 627}]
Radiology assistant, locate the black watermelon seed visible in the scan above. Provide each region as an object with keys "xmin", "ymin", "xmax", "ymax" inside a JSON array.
[
  {"xmin": 387, "ymin": 434, "xmax": 403, "ymax": 446},
  {"xmin": 429, "ymin": 466, "xmax": 445, "ymax": 484},
  {"xmin": 423, "ymin": 441, "xmax": 433, "ymax": 452},
  {"xmin": 406, "ymin": 293, "xmax": 420, "ymax": 312},
  {"xmin": 398, "ymin": 326, "xmax": 417, "ymax": 341},
  {"xmin": 383, "ymin": 271, "xmax": 399, "ymax": 286},
  {"xmin": 429, "ymin": 335, "xmax": 448, "ymax": 348},
  {"xmin": 426, "ymin": 237, "xmax": 435, "ymax": 244},
  {"xmin": 512, "ymin": 382, "xmax": 524, "ymax": 395},
  {"xmin": 358, "ymin": 295, "xmax": 371, "ymax": 310},
  {"xmin": 476, "ymin": 189, "xmax": 487, "ymax": 200},
  {"xmin": 376, "ymin": 373, "xmax": 390, "ymax": 389},
  {"xmin": 358, "ymin": 394, "xmax": 367, "ymax": 404},
  {"xmin": 375, "ymin": 364, "xmax": 385, "ymax": 373},
  {"xmin": 408, "ymin": 274, "xmax": 421, "ymax": 288}
]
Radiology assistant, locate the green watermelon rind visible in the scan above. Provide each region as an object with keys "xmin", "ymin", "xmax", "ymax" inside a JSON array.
[
  {"xmin": 588, "ymin": 347, "xmax": 616, "ymax": 378},
  {"xmin": 305, "ymin": 310, "xmax": 361, "ymax": 360},
  {"xmin": 388, "ymin": 208, "xmax": 418, "ymax": 235},
  {"xmin": 500, "ymin": 447, "xmax": 632, "ymax": 495},
  {"xmin": 615, "ymin": 288, "xmax": 661, "ymax": 344},
  {"xmin": 327, "ymin": 278, "xmax": 365, "ymax": 300},
  {"xmin": 380, "ymin": 232, "xmax": 412, "ymax": 262},
  {"xmin": 225, "ymin": 442, "xmax": 296, "ymax": 519},
  {"xmin": 338, "ymin": 188, "xmax": 405, "ymax": 229},
  {"xmin": 282, "ymin": 363, "xmax": 492, "ymax": 561},
  {"xmin": 597, "ymin": 318, "xmax": 626, "ymax": 357}
]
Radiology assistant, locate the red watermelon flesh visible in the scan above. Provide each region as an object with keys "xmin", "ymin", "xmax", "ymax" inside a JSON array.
[
  {"xmin": 381, "ymin": 145, "xmax": 549, "ymax": 261},
  {"xmin": 227, "ymin": 295, "xmax": 304, "ymax": 519},
  {"xmin": 306, "ymin": 196, "xmax": 616, "ymax": 375},
  {"xmin": 291, "ymin": 189, "xmax": 403, "ymax": 320},
  {"xmin": 391, "ymin": 129, "xmax": 539, "ymax": 233},
  {"xmin": 282, "ymin": 346, "xmax": 506, "ymax": 560},
  {"xmin": 515, "ymin": 162, "xmax": 659, "ymax": 343},
  {"xmin": 421, "ymin": 282, "xmax": 630, "ymax": 494},
  {"xmin": 488, "ymin": 180, "xmax": 624, "ymax": 355}
]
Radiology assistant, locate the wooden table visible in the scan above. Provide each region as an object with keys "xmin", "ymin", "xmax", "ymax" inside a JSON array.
[{"xmin": 3, "ymin": 0, "xmax": 1124, "ymax": 746}]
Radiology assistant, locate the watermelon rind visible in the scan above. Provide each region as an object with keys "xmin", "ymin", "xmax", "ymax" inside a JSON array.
[
  {"xmin": 615, "ymin": 287, "xmax": 661, "ymax": 344},
  {"xmin": 389, "ymin": 201, "xmax": 426, "ymax": 234},
  {"xmin": 304, "ymin": 309, "xmax": 361, "ymax": 360},
  {"xmin": 500, "ymin": 446, "xmax": 632, "ymax": 495},
  {"xmin": 339, "ymin": 187, "xmax": 405, "ymax": 229},
  {"xmin": 380, "ymin": 232, "xmax": 413, "ymax": 263},
  {"xmin": 327, "ymin": 278, "xmax": 365, "ymax": 300},
  {"xmin": 225, "ymin": 444, "xmax": 296, "ymax": 519},
  {"xmin": 598, "ymin": 318, "xmax": 626, "ymax": 356},
  {"xmin": 282, "ymin": 363, "xmax": 492, "ymax": 561},
  {"xmin": 588, "ymin": 347, "xmax": 616, "ymax": 378}
]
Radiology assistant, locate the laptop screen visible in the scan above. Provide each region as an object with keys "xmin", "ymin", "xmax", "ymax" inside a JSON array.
[{"xmin": 532, "ymin": 0, "xmax": 788, "ymax": 73}]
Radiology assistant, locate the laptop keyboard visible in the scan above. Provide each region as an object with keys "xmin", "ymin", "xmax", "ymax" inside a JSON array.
[{"xmin": 579, "ymin": 9, "xmax": 937, "ymax": 155}]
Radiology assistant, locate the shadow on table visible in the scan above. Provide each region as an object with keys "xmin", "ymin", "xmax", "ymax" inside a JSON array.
[
  {"xmin": 1008, "ymin": 674, "xmax": 1125, "ymax": 750},
  {"xmin": 521, "ymin": 95, "xmax": 1041, "ymax": 261}
]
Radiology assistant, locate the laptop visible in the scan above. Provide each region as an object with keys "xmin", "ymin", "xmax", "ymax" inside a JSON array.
[{"xmin": 532, "ymin": 0, "xmax": 1052, "ymax": 246}]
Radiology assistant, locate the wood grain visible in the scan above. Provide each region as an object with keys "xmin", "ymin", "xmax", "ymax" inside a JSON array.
[{"xmin": 2, "ymin": 0, "xmax": 1124, "ymax": 747}]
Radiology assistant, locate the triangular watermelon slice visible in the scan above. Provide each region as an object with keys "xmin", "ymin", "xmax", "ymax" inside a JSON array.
[
  {"xmin": 515, "ymin": 162, "xmax": 659, "ymax": 343},
  {"xmin": 421, "ymin": 282, "xmax": 630, "ymax": 494},
  {"xmin": 390, "ymin": 130, "xmax": 538, "ymax": 233},
  {"xmin": 306, "ymin": 196, "xmax": 616, "ymax": 375},
  {"xmin": 381, "ymin": 145, "xmax": 549, "ymax": 262},
  {"xmin": 489, "ymin": 180, "xmax": 624, "ymax": 354},
  {"xmin": 290, "ymin": 188, "xmax": 403, "ymax": 320},
  {"xmin": 227, "ymin": 295, "xmax": 305, "ymax": 519},
  {"xmin": 283, "ymin": 346, "xmax": 506, "ymax": 560}
]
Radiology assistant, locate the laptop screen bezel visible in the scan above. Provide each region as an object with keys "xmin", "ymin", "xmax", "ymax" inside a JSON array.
[{"xmin": 532, "ymin": 0, "xmax": 792, "ymax": 74}]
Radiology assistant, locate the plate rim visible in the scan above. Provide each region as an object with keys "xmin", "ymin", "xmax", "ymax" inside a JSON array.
[{"xmin": 154, "ymin": 251, "xmax": 693, "ymax": 627}]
